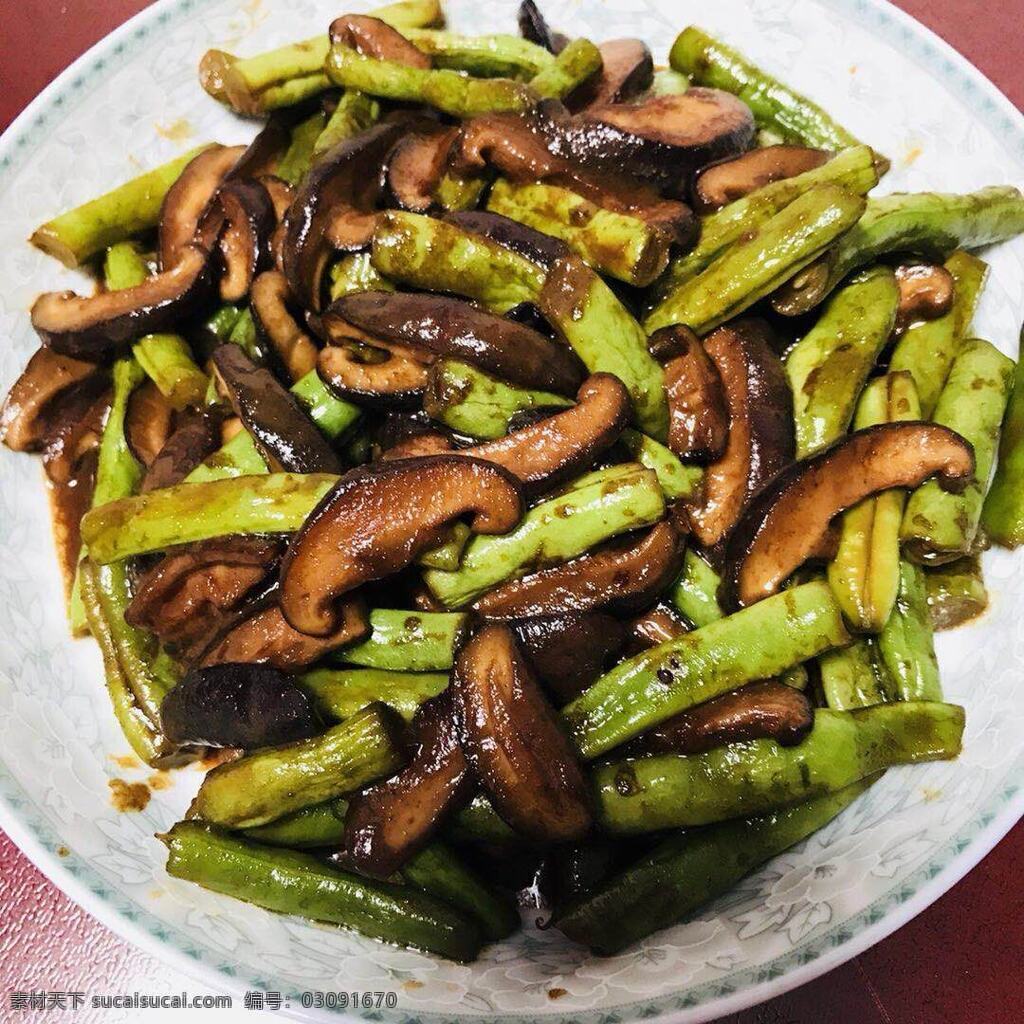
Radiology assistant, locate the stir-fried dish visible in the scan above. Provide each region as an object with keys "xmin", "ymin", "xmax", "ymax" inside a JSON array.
[{"xmin": 5, "ymin": 0, "xmax": 1024, "ymax": 961}]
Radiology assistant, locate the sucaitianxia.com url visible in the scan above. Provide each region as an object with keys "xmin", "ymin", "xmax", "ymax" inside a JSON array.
[{"xmin": 9, "ymin": 992, "xmax": 232, "ymax": 1011}]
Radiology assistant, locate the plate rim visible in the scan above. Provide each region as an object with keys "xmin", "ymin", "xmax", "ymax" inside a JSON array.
[{"xmin": 0, "ymin": 0, "xmax": 1022, "ymax": 1021}]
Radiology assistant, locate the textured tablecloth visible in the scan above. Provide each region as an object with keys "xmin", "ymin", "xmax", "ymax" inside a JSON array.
[{"xmin": 1, "ymin": 1, "xmax": 1023, "ymax": 1021}]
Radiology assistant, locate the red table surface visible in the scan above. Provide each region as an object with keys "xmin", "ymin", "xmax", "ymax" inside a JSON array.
[{"xmin": 1, "ymin": 2, "xmax": 1023, "ymax": 1021}]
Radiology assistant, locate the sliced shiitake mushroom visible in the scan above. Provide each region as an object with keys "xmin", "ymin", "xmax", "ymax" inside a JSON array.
[
  {"xmin": 330, "ymin": 291, "xmax": 584, "ymax": 393},
  {"xmin": 692, "ymin": 146, "xmax": 829, "ymax": 213},
  {"xmin": 571, "ymin": 89, "xmax": 755, "ymax": 196},
  {"xmin": 474, "ymin": 521, "xmax": 684, "ymax": 619},
  {"xmin": 687, "ymin": 319, "xmax": 794, "ymax": 548},
  {"xmin": 32, "ymin": 245, "xmax": 214, "ymax": 361},
  {"xmin": 212, "ymin": 344, "xmax": 342, "ymax": 474},
  {"xmin": 344, "ymin": 692, "xmax": 473, "ymax": 878},
  {"xmin": 381, "ymin": 432, "xmax": 454, "ymax": 460},
  {"xmin": 446, "ymin": 209, "xmax": 570, "ymax": 270},
  {"xmin": 226, "ymin": 113, "xmax": 295, "ymax": 182},
  {"xmin": 142, "ymin": 408, "xmax": 224, "ymax": 492},
  {"xmin": 125, "ymin": 380, "xmax": 175, "ymax": 468},
  {"xmin": 567, "ymin": 39, "xmax": 653, "ymax": 111},
  {"xmin": 721, "ymin": 423, "xmax": 976, "ymax": 609},
  {"xmin": 384, "ymin": 124, "xmax": 458, "ymax": 212},
  {"xmin": 512, "ymin": 612, "xmax": 628, "ymax": 705},
  {"xmin": 329, "ymin": 13, "xmax": 433, "ymax": 67},
  {"xmin": 626, "ymin": 603, "xmax": 689, "ymax": 652},
  {"xmin": 161, "ymin": 662, "xmax": 323, "ymax": 748},
  {"xmin": 200, "ymin": 595, "xmax": 369, "ymax": 670},
  {"xmin": 0, "ymin": 348, "xmax": 103, "ymax": 452},
  {"xmin": 249, "ymin": 270, "xmax": 319, "ymax": 381},
  {"xmin": 452, "ymin": 109, "xmax": 563, "ymax": 182},
  {"xmin": 317, "ymin": 337, "xmax": 430, "ymax": 409},
  {"xmin": 453, "ymin": 623, "xmax": 592, "ymax": 842},
  {"xmin": 629, "ymin": 680, "xmax": 814, "ymax": 755},
  {"xmin": 281, "ymin": 121, "xmax": 404, "ymax": 310},
  {"xmin": 126, "ymin": 537, "xmax": 283, "ymax": 656},
  {"xmin": 447, "ymin": 373, "xmax": 629, "ymax": 490},
  {"xmin": 518, "ymin": 0, "xmax": 568, "ymax": 54},
  {"xmin": 159, "ymin": 144, "xmax": 245, "ymax": 270},
  {"xmin": 280, "ymin": 456, "xmax": 523, "ymax": 635},
  {"xmin": 894, "ymin": 263, "xmax": 956, "ymax": 335},
  {"xmin": 198, "ymin": 178, "xmax": 276, "ymax": 302},
  {"xmin": 651, "ymin": 324, "xmax": 729, "ymax": 462}
]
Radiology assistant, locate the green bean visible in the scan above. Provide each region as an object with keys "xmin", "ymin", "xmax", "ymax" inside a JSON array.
[
  {"xmin": 334, "ymin": 610, "xmax": 469, "ymax": 671},
  {"xmin": 416, "ymin": 521, "xmax": 471, "ymax": 571},
  {"xmin": 276, "ymin": 109, "xmax": 328, "ymax": 186},
  {"xmin": 556, "ymin": 777, "xmax": 875, "ymax": 954},
  {"xmin": 981, "ymin": 328, "xmax": 1024, "ymax": 547},
  {"xmin": 82, "ymin": 473, "xmax": 338, "ymax": 563},
  {"xmin": 79, "ymin": 559, "xmax": 177, "ymax": 765},
  {"xmin": 649, "ymin": 69, "xmax": 690, "ymax": 96},
  {"xmin": 313, "ymin": 91, "xmax": 381, "ymax": 157},
  {"xmin": 652, "ymin": 146, "xmax": 878, "ymax": 295},
  {"xmin": 423, "ymin": 464, "xmax": 666, "ymax": 608},
  {"xmin": 595, "ymin": 702, "xmax": 963, "ymax": 833},
  {"xmin": 161, "ymin": 822, "xmax": 481, "ymax": 962},
  {"xmin": 827, "ymin": 372, "xmax": 921, "ymax": 631},
  {"xmin": 30, "ymin": 146, "xmax": 210, "ymax": 268},
  {"xmin": 877, "ymin": 561, "xmax": 942, "ymax": 702},
  {"xmin": 529, "ymin": 38, "xmax": 603, "ymax": 99},
  {"xmin": 187, "ymin": 370, "xmax": 360, "ymax": 483},
  {"xmin": 669, "ymin": 549, "xmax": 723, "ymax": 628},
  {"xmin": 243, "ymin": 802, "xmax": 346, "ymax": 848},
  {"xmin": 93, "ymin": 357, "xmax": 145, "ymax": 507},
  {"xmin": 487, "ymin": 178, "xmax": 671, "ymax": 286},
  {"xmin": 563, "ymin": 580, "xmax": 850, "ymax": 759},
  {"xmin": 619, "ymin": 429, "xmax": 703, "ymax": 501},
  {"xmin": 368, "ymin": 0, "xmax": 445, "ymax": 29},
  {"xmin": 669, "ymin": 27, "xmax": 870, "ymax": 153},
  {"xmin": 434, "ymin": 169, "xmax": 490, "ymax": 212},
  {"xmin": 371, "ymin": 210, "xmax": 546, "ymax": 313},
  {"xmin": 326, "ymin": 44, "xmax": 536, "ymax": 118},
  {"xmin": 773, "ymin": 187, "xmax": 1024, "ymax": 316},
  {"xmin": 819, "ymin": 640, "xmax": 893, "ymax": 710},
  {"xmin": 190, "ymin": 704, "xmax": 404, "ymax": 828},
  {"xmin": 404, "ymin": 29, "xmax": 553, "ymax": 78},
  {"xmin": 786, "ymin": 267, "xmax": 900, "ymax": 457},
  {"xmin": 448, "ymin": 793, "xmax": 525, "ymax": 846},
  {"xmin": 644, "ymin": 184, "xmax": 865, "ymax": 335},
  {"xmin": 401, "ymin": 844, "xmax": 519, "ymax": 942},
  {"xmin": 299, "ymin": 668, "xmax": 448, "ymax": 721},
  {"xmin": 203, "ymin": 304, "xmax": 244, "ymax": 341},
  {"xmin": 329, "ymin": 251, "xmax": 395, "ymax": 301},
  {"xmin": 540, "ymin": 258, "xmax": 669, "ymax": 438},
  {"xmin": 423, "ymin": 358, "xmax": 571, "ymax": 440},
  {"xmin": 901, "ymin": 339, "xmax": 1014, "ymax": 563},
  {"xmin": 103, "ymin": 242, "xmax": 208, "ymax": 409},
  {"xmin": 889, "ymin": 251, "xmax": 988, "ymax": 417},
  {"xmin": 924, "ymin": 557, "xmax": 989, "ymax": 630}
]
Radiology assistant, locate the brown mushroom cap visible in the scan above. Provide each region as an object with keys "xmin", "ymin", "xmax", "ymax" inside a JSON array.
[
  {"xmin": 330, "ymin": 291, "xmax": 585, "ymax": 394},
  {"xmin": 31, "ymin": 245, "xmax": 215, "ymax": 361},
  {"xmin": 199, "ymin": 178, "xmax": 276, "ymax": 302},
  {"xmin": 0, "ymin": 348, "xmax": 103, "ymax": 452},
  {"xmin": 279, "ymin": 456, "xmax": 524, "ymax": 636},
  {"xmin": 125, "ymin": 380, "xmax": 175, "ymax": 468},
  {"xmin": 687, "ymin": 319, "xmax": 794, "ymax": 549},
  {"xmin": 200, "ymin": 597, "xmax": 369, "ymax": 670},
  {"xmin": 159, "ymin": 144, "xmax": 245, "ymax": 270},
  {"xmin": 329, "ymin": 14, "xmax": 432, "ymax": 67},
  {"xmin": 626, "ymin": 603, "xmax": 690, "ymax": 652},
  {"xmin": 692, "ymin": 145, "xmax": 829, "ymax": 213},
  {"xmin": 281, "ymin": 121, "xmax": 404, "ymax": 310},
  {"xmin": 567, "ymin": 38, "xmax": 653, "ymax": 111},
  {"xmin": 384, "ymin": 124, "xmax": 458, "ymax": 213},
  {"xmin": 142, "ymin": 408, "xmax": 224, "ymax": 492},
  {"xmin": 452, "ymin": 623, "xmax": 593, "ymax": 842},
  {"xmin": 212, "ymin": 344, "xmax": 342, "ymax": 475},
  {"xmin": 446, "ymin": 209, "xmax": 570, "ymax": 270},
  {"xmin": 518, "ymin": 0, "xmax": 568, "ymax": 54},
  {"xmin": 653, "ymin": 324, "xmax": 730, "ymax": 463},
  {"xmin": 474, "ymin": 520, "xmax": 684, "ymax": 620},
  {"xmin": 344, "ymin": 692, "xmax": 473, "ymax": 879},
  {"xmin": 571, "ymin": 89, "xmax": 756, "ymax": 196},
  {"xmin": 317, "ymin": 337, "xmax": 430, "ymax": 409},
  {"xmin": 249, "ymin": 270, "xmax": 319, "ymax": 382},
  {"xmin": 894, "ymin": 263, "xmax": 956, "ymax": 335},
  {"xmin": 447, "ymin": 373, "xmax": 629, "ymax": 489},
  {"xmin": 630, "ymin": 680, "xmax": 814, "ymax": 755},
  {"xmin": 512, "ymin": 612, "xmax": 628, "ymax": 705},
  {"xmin": 722, "ymin": 422, "xmax": 976, "ymax": 609}
]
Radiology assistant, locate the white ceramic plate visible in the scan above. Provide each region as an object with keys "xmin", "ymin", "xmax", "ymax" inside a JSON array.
[{"xmin": 1, "ymin": 1, "xmax": 1023, "ymax": 1021}]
